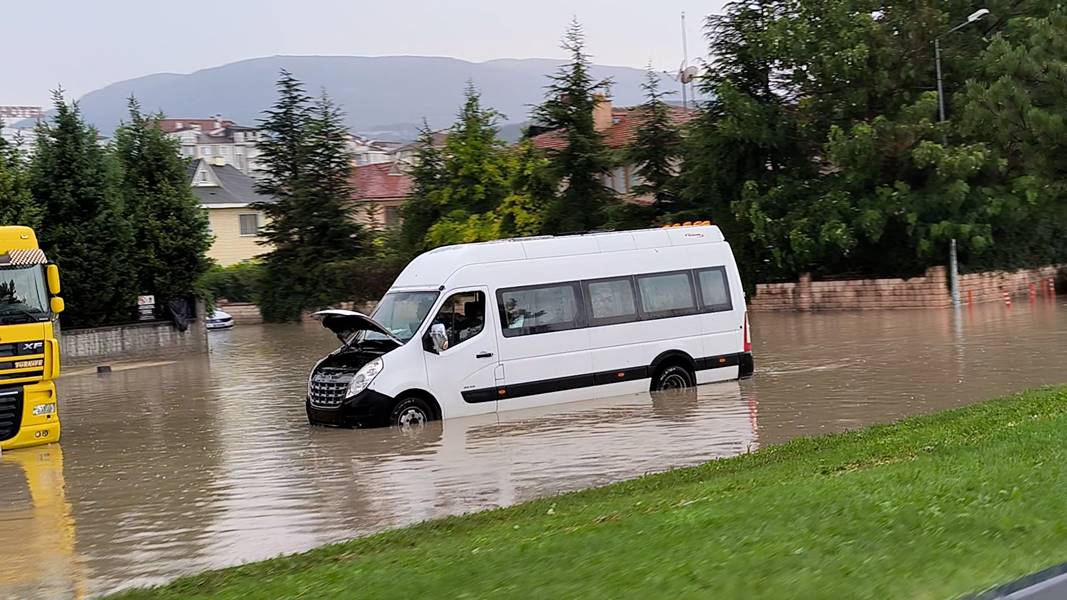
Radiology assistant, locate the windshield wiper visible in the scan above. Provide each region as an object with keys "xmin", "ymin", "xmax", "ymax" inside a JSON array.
[{"xmin": 0, "ymin": 308, "xmax": 45, "ymax": 324}]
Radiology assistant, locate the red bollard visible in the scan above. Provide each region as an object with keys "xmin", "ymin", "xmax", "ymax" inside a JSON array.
[
  {"xmin": 1003, "ymin": 289, "xmax": 1012, "ymax": 308},
  {"xmin": 1029, "ymin": 282, "xmax": 1037, "ymax": 303},
  {"xmin": 967, "ymin": 289, "xmax": 973, "ymax": 306},
  {"xmin": 1051, "ymin": 277, "xmax": 1057, "ymax": 297}
]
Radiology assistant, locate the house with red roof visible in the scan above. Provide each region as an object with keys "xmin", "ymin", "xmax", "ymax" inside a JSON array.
[
  {"xmin": 349, "ymin": 162, "xmax": 414, "ymax": 229},
  {"xmin": 529, "ymin": 97, "xmax": 694, "ymax": 204}
]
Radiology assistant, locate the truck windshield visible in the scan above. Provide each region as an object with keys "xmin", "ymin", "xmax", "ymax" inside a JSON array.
[
  {"xmin": 362, "ymin": 291, "xmax": 439, "ymax": 343},
  {"xmin": 0, "ymin": 266, "xmax": 48, "ymax": 323}
]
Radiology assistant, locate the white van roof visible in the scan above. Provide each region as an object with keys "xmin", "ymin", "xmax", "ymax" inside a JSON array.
[{"xmin": 391, "ymin": 225, "xmax": 727, "ymax": 289}]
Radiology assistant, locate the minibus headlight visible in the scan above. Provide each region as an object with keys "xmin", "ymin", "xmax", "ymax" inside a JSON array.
[{"xmin": 347, "ymin": 358, "xmax": 384, "ymax": 397}]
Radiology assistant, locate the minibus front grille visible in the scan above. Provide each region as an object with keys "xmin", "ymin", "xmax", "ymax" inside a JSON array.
[
  {"xmin": 0, "ymin": 387, "xmax": 23, "ymax": 441},
  {"xmin": 309, "ymin": 379, "xmax": 349, "ymax": 408}
]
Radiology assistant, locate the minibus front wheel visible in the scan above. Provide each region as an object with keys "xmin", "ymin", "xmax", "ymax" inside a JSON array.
[
  {"xmin": 389, "ymin": 396, "xmax": 436, "ymax": 429},
  {"xmin": 651, "ymin": 364, "xmax": 695, "ymax": 392}
]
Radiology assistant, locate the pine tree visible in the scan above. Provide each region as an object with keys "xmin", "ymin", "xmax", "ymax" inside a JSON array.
[
  {"xmin": 533, "ymin": 20, "xmax": 616, "ymax": 234},
  {"xmin": 627, "ymin": 66, "xmax": 682, "ymax": 216},
  {"xmin": 253, "ymin": 73, "xmax": 367, "ymax": 321},
  {"xmin": 0, "ymin": 136, "xmax": 40, "ymax": 227},
  {"xmin": 113, "ymin": 97, "xmax": 212, "ymax": 309},
  {"xmin": 396, "ymin": 124, "xmax": 445, "ymax": 255},
  {"xmin": 30, "ymin": 91, "xmax": 136, "ymax": 327},
  {"xmin": 424, "ymin": 83, "xmax": 513, "ymax": 246}
]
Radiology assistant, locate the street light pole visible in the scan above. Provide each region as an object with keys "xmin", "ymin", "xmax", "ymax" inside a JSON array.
[
  {"xmin": 933, "ymin": 8, "xmax": 989, "ymax": 309},
  {"xmin": 935, "ymin": 37, "xmax": 946, "ymax": 123},
  {"xmin": 934, "ymin": 8, "xmax": 990, "ymax": 128}
]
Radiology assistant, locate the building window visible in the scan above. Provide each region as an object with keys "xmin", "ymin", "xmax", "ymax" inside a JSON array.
[
  {"xmin": 197, "ymin": 170, "xmax": 208, "ymax": 184},
  {"xmin": 220, "ymin": 146, "xmax": 230, "ymax": 156},
  {"xmin": 202, "ymin": 146, "xmax": 212, "ymax": 156},
  {"xmin": 239, "ymin": 213, "xmax": 260, "ymax": 236},
  {"xmin": 384, "ymin": 206, "xmax": 400, "ymax": 226}
]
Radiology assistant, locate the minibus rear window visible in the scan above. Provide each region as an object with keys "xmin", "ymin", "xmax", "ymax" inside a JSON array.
[
  {"xmin": 696, "ymin": 267, "xmax": 733, "ymax": 312},
  {"xmin": 498, "ymin": 283, "xmax": 582, "ymax": 337}
]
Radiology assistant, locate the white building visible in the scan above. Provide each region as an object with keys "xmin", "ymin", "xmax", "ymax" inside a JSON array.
[
  {"xmin": 160, "ymin": 116, "xmax": 262, "ymax": 176},
  {"xmin": 0, "ymin": 106, "xmax": 41, "ymax": 153},
  {"xmin": 345, "ymin": 133, "xmax": 402, "ymax": 166}
]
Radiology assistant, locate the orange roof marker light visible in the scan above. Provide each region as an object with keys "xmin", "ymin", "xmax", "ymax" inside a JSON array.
[{"xmin": 662, "ymin": 220, "xmax": 713, "ymax": 228}]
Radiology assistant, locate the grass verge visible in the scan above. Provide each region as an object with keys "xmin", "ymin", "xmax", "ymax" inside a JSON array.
[{"xmin": 110, "ymin": 386, "xmax": 1067, "ymax": 599}]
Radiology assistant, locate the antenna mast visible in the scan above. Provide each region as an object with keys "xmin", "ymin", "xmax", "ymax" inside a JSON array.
[{"xmin": 681, "ymin": 11, "xmax": 689, "ymax": 109}]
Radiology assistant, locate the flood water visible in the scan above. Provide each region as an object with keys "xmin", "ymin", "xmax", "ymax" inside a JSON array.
[{"xmin": 2, "ymin": 299, "xmax": 1065, "ymax": 599}]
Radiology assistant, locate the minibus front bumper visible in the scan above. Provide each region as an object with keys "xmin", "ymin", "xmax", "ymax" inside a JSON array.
[{"xmin": 306, "ymin": 389, "xmax": 394, "ymax": 427}]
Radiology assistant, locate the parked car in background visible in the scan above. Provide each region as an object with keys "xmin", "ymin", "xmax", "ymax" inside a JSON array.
[{"xmin": 206, "ymin": 308, "xmax": 235, "ymax": 330}]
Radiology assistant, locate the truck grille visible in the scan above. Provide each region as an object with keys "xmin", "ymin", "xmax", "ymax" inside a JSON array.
[
  {"xmin": 0, "ymin": 387, "xmax": 22, "ymax": 441},
  {"xmin": 309, "ymin": 373, "xmax": 351, "ymax": 408}
]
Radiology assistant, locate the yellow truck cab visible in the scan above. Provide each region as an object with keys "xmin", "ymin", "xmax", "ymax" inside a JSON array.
[{"xmin": 0, "ymin": 226, "xmax": 65, "ymax": 451}]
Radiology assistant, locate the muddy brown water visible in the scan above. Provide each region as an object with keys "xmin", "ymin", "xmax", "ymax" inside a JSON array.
[{"xmin": 1, "ymin": 300, "xmax": 1065, "ymax": 599}]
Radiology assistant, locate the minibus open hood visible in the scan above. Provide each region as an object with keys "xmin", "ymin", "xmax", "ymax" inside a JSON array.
[{"xmin": 311, "ymin": 309, "xmax": 402, "ymax": 345}]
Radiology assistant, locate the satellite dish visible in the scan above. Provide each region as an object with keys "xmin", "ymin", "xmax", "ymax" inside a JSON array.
[{"xmin": 679, "ymin": 66, "xmax": 699, "ymax": 84}]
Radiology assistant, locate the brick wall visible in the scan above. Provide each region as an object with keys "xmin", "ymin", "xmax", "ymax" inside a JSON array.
[{"xmin": 750, "ymin": 265, "xmax": 1064, "ymax": 311}]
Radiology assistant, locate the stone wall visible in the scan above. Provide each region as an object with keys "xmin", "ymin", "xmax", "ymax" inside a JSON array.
[
  {"xmin": 60, "ymin": 319, "xmax": 208, "ymax": 365},
  {"xmin": 750, "ymin": 265, "xmax": 1063, "ymax": 311}
]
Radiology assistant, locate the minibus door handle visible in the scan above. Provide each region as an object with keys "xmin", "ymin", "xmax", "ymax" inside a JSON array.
[{"xmin": 476, "ymin": 351, "xmax": 494, "ymax": 359}]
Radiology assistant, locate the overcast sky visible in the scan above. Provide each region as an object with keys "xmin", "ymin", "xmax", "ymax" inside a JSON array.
[{"xmin": 4, "ymin": 0, "xmax": 727, "ymax": 107}]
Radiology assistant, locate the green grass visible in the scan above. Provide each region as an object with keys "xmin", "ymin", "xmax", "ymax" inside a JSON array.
[{"xmin": 110, "ymin": 386, "xmax": 1067, "ymax": 600}]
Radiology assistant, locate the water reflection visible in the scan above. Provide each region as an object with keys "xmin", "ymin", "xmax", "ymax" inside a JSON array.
[
  {"xmin": 0, "ymin": 299, "xmax": 1063, "ymax": 598},
  {"xmin": 0, "ymin": 446, "xmax": 87, "ymax": 600}
]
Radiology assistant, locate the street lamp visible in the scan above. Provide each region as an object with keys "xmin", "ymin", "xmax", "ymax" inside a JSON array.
[
  {"xmin": 934, "ymin": 8, "xmax": 989, "ymax": 308},
  {"xmin": 935, "ymin": 9, "xmax": 991, "ymax": 123}
]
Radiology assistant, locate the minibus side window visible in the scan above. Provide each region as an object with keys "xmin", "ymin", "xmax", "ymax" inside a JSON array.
[
  {"xmin": 583, "ymin": 276, "xmax": 638, "ymax": 326},
  {"xmin": 498, "ymin": 283, "xmax": 582, "ymax": 337},
  {"xmin": 635, "ymin": 271, "xmax": 698, "ymax": 318},
  {"xmin": 430, "ymin": 291, "xmax": 485, "ymax": 350},
  {"xmin": 695, "ymin": 267, "xmax": 733, "ymax": 312}
]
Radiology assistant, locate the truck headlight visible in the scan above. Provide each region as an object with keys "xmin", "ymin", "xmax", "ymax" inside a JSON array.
[
  {"xmin": 347, "ymin": 358, "xmax": 383, "ymax": 397},
  {"xmin": 32, "ymin": 403, "xmax": 56, "ymax": 416}
]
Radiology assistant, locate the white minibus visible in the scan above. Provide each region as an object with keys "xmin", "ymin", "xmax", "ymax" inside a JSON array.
[{"xmin": 306, "ymin": 224, "xmax": 753, "ymax": 428}]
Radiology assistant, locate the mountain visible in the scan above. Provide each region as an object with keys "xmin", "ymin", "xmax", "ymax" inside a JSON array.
[{"xmin": 63, "ymin": 56, "xmax": 664, "ymax": 140}]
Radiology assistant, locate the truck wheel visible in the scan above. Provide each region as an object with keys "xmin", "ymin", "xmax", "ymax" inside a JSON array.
[
  {"xmin": 389, "ymin": 397, "xmax": 434, "ymax": 429},
  {"xmin": 651, "ymin": 364, "xmax": 694, "ymax": 392}
]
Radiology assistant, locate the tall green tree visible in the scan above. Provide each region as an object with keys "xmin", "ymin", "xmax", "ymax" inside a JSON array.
[
  {"xmin": 0, "ymin": 136, "xmax": 39, "ymax": 227},
  {"xmin": 533, "ymin": 20, "xmax": 617, "ymax": 234},
  {"xmin": 396, "ymin": 124, "xmax": 446, "ymax": 255},
  {"xmin": 31, "ymin": 91, "xmax": 136, "ymax": 326},
  {"xmin": 626, "ymin": 66, "xmax": 682, "ymax": 217},
  {"xmin": 424, "ymin": 83, "xmax": 512, "ymax": 246},
  {"xmin": 113, "ymin": 97, "xmax": 212, "ymax": 308},
  {"xmin": 253, "ymin": 73, "xmax": 368, "ymax": 321}
]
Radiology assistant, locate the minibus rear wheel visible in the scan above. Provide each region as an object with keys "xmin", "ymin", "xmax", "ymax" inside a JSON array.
[
  {"xmin": 651, "ymin": 364, "xmax": 694, "ymax": 392},
  {"xmin": 389, "ymin": 397, "xmax": 435, "ymax": 429}
]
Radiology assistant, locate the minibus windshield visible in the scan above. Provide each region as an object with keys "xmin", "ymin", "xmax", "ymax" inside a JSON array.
[{"xmin": 361, "ymin": 291, "xmax": 439, "ymax": 344}]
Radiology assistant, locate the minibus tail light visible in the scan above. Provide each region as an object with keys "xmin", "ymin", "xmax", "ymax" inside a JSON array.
[{"xmin": 743, "ymin": 312, "xmax": 752, "ymax": 353}]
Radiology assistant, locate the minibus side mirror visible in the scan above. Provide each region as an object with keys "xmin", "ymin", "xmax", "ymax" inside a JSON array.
[
  {"xmin": 426, "ymin": 323, "xmax": 448, "ymax": 354},
  {"xmin": 46, "ymin": 264, "xmax": 61, "ymax": 295}
]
